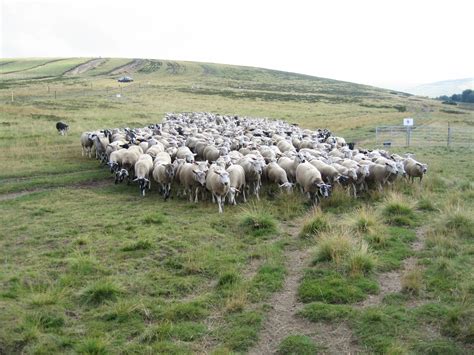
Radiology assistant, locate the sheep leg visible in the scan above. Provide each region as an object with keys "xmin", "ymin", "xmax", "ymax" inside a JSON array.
[
  {"xmin": 217, "ymin": 196, "xmax": 223, "ymax": 213},
  {"xmin": 242, "ymin": 188, "xmax": 247, "ymax": 203},
  {"xmin": 194, "ymin": 187, "xmax": 200, "ymax": 203}
]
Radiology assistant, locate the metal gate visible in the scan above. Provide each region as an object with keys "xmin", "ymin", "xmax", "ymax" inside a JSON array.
[{"xmin": 375, "ymin": 124, "xmax": 474, "ymax": 147}]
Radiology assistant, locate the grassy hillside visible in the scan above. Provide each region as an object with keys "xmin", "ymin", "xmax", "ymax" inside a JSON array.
[{"xmin": 0, "ymin": 58, "xmax": 473, "ymax": 354}]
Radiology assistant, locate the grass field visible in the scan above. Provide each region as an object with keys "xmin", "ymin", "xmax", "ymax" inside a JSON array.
[{"xmin": 0, "ymin": 58, "xmax": 473, "ymax": 354}]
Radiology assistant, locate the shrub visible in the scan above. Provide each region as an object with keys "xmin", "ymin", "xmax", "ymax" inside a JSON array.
[
  {"xmin": 277, "ymin": 335, "xmax": 319, "ymax": 355},
  {"xmin": 299, "ymin": 215, "xmax": 329, "ymax": 239}
]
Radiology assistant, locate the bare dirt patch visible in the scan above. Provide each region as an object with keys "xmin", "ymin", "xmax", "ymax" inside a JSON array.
[
  {"xmin": 64, "ymin": 58, "xmax": 107, "ymax": 75},
  {"xmin": 110, "ymin": 59, "xmax": 145, "ymax": 75}
]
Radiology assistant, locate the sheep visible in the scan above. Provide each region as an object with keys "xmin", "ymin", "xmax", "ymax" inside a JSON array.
[
  {"xmin": 206, "ymin": 167, "xmax": 231, "ymax": 213},
  {"xmin": 295, "ymin": 162, "xmax": 331, "ymax": 205},
  {"xmin": 134, "ymin": 154, "xmax": 154, "ymax": 196},
  {"xmin": 366, "ymin": 163, "xmax": 398, "ymax": 191},
  {"xmin": 146, "ymin": 143, "xmax": 165, "ymax": 159},
  {"xmin": 178, "ymin": 162, "xmax": 208, "ymax": 203},
  {"xmin": 118, "ymin": 147, "xmax": 143, "ymax": 184},
  {"xmin": 404, "ymin": 158, "xmax": 428, "ymax": 183},
  {"xmin": 264, "ymin": 162, "xmax": 293, "ymax": 192},
  {"xmin": 80, "ymin": 132, "xmax": 94, "ymax": 158},
  {"xmin": 308, "ymin": 158, "xmax": 342, "ymax": 185},
  {"xmin": 237, "ymin": 156, "xmax": 264, "ymax": 200},
  {"xmin": 152, "ymin": 162, "xmax": 175, "ymax": 200},
  {"xmin": 226, "ymin": 164, "xmax": 246, "ymax": 205},
  {"xmin": 176, "ymin": 146, "xmax": 196, "ymax": 162},
  {"xmin": 277, "ymin": 153, "xmax": 305, "ymax": 183}
]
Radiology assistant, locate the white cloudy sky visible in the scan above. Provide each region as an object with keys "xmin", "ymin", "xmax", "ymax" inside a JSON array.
[{"xmin": 1, "ymin": 0, "xmax": 473, "ymax": 90}]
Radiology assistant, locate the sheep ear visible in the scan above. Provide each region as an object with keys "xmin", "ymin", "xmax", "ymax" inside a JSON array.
[
  {"xmin": 416, "ymin": 163, "xmax": 422, "ymax": 167},
  {"xmin": 133, "ymin": 177, "xmax": 138, "ymax": 181},
  {"xmin": 192, "ymin": 169, "xmax": 199, "ymax": 174}
]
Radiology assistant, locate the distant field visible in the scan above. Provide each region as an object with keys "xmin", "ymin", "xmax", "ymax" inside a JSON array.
[{"xmin": 0, "ymin": 58, "xmax": 472, "ymax": 354}]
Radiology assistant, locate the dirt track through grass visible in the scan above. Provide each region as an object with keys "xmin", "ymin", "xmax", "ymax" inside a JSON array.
[{"xmin": 250, "ymin": 219, "xmax": 359, "ymax": 354}]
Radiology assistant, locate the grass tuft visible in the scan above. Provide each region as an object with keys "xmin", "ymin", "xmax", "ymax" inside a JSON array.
[
  {"xmin": 383, "ymin": 194, "xmax": 416, "ymax": 226},
  {"xmin": 277, "ymin": 335, "xmax": 319, "ymax": 355},
  {"xmin": 299, "ymin": 302, "xmax": 354, "ymax": 322},
  {"xmin": 401, "ymin": 267, "xmax": 423, "ymax": 295},
  {"xmin": 80, "ymin": 281, "xmax": 121, "ymax": 305},
  {"xmin": 299, "ymin": 214, "xmax": 329, "ymax": 239},
  {"xmin": 312, "ymin": 230, "xmax": 353, "ymax": 266},
  {"xmin": 76, "ymin": 338, "xmax": 108, "ymax": 354},
  {"xmin": 121, "ymin": 239, "xmax": 153, "ymax": 251},
  {"xmin": 143, "ymin": 213, "xmax": 166, "ymax": 225},
  {"xmin": 346, "ymin": 242, "xmax": 377, "ymax": 276},
  {"xmin": 445, "ymin": 212, "xmax": 474, "ymax": 239},
  {"xmin": 240, "ymin": 207, "xmax": 278, "ymax": 237}
]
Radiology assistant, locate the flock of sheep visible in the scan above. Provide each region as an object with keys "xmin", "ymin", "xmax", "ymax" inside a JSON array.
[{"xmin": 80, "ymin": 112, "xmax": 428, "ymax": 213}]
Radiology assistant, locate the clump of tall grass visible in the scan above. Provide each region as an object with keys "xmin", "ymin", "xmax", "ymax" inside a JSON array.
[
  {"xmin": 239, "ymin": 204, "xmax": 278, "ymax": 237},
  {"xmin": 312, "ymin": 230, "xmax": 353, "ymax": 266},
  {"xmin": 319, "ymin": 185, "xmax": 355, "ymax": 212},
  {"xmin": 346, "ymin": 242, "xmax": 377, "ymax": 276},
  {"xmin": 299, "ymin": 213, "xmax": 329, "ymax": 239},
  {"xmin": 313, "ymin": 228, "xmax": 377, "ymax": 275},
  {"xmin": 401, "ymin": 267, "xmax": 423, "ymax": 295},
  {"xmin": 445, "ymin": 212, "xmax": 474, "ymax": 239},
  {"xmin": 351, "ymin": 206, "xmax": 378, "ymax": 235},
  {"xmin": 80, "ymin": 281, "xmax": 122, "ymax": 305},
  {"xmin": 382, "ymin": 193, "xmax": 416, "ymax": 226}
]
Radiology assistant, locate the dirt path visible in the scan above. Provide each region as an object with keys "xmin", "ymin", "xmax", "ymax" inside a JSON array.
[
  {"xmin": 249, "ymin": 220, "xmax": 360, "ymax": 354},
  {"xmin": 64, "ymin": 58, "xmax": 107, "ymax": 75},
  {"xmin": 357, "ymin": 227, "xmax": 427, "ymax": 309},
  {"xmin": 110, "ymin": 59, "xmax": 145, "ymax": 75}
]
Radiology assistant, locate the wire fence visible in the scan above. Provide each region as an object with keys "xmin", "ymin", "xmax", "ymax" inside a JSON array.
[
  {"xmin": 375, "ymin": 124, "xmax": 474, "ymax": 147},
  {"xmin": 0, "ymin": 82, "xmax": 154, "ymax": 104}
]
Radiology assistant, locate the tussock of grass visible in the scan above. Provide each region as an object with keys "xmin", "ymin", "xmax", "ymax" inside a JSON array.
[
  {"xmin": 312, "ymin": 231, "xmax": 353, "ymax": 266},
  {"xmin": 121, "ymin": 239, "xmax": 153, "ymax": 251},
  {"xmin": 139, "ymin": 321, "xmax": 206, "ymax": 343},
  {"xmin": 364, "ymin": 233, "xmax": 388, "ymax": 249},
  {"xmin": 26, "ymin": 310, "xmax": 65, "ymax": 330},
  {"xmin": 240, "ymin": 206, "xmax": 278, "ymax": 237},
  {"xmin": 217, "ymin": 271, "xmax": 240, "ymax": 288},
  {"xmin": 277, "ymin": 335, "xmax": 319, "ymax": 355},
  {"xmin": 299, "ymin": 214, "xmax": 328, "ymax": 239},
  {"xmin": 76, "ymin": 338, "xmax": 108, "ymax": 354},
  {"xmin": 445, "ymin": 212, "xmax": 474, "ymax": 239},
  {"xmin": 68, "ymin": 254, "xmax": 101, "ymax": 275},
  {"xmin": 143, "ymin": 213, "xmax": 166, "ymax": 225},
  {"xmin": 352, "ymin": 206, "xmax": 377, "ymax": 234},
  {"xmin": 416, "ymin": 197, "xmax": 437, "ymax": 211},
  {"xmin": 346, "ymin": 242, "xmax": 377, "ymax": 276},
  {"xmin": 383, "ymin": 194, "xmax": 416, "ymax": 226},
  {"xmin": 299, "ymin": 302, "xmax": 354, "ymax": 322},
  {"xmin": 319, "ymin": 186, "xmax": 355, "ymax": 212},
  {"xmin": 224, "ymin": 289, "xmax": 248, "ymax": 313},
  {"xmin": 401, "ymin": 267, "xmax": 423, "ymax": 295},
  {"xmin": 221, "ymin": 310, "xmax": 263, "ymax": 351},
  {"xmin": 80, "ymin": 281, "xmax": 121, "ymax": 305},
  {"xmin": 298, "ymin": 269, "xmax": 378, "ymax": 304},
  {"xmin": 165, "ymin": 301, "xmax": 209, "ymax": 321}
]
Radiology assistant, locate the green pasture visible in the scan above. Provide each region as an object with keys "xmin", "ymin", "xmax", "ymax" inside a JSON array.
[{"xmin": 0, "ymin": 58, "xmax": 472, "ymax": 353}]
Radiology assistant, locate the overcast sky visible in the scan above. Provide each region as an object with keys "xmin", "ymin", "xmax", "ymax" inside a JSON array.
[{"xmin": 1, "ymin": 0, "xmax": 473, "ymax": 90}]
